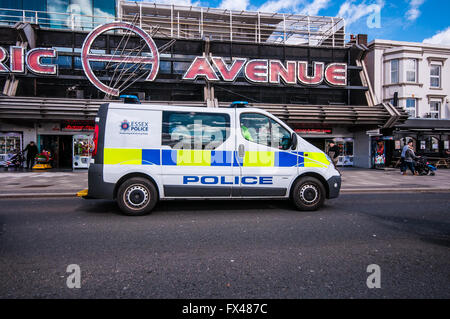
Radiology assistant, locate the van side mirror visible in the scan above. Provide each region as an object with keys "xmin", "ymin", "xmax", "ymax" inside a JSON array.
[{"xmin": 291, "ymin": 132, "xmax": 298, "ymax": 150}]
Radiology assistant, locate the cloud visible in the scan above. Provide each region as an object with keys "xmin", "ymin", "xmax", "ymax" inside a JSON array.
[
  {"xmin": 258, "ymin": 0, "xmax": 303, "ymax": 13},
  {"xmin": 219, "ymin": 0, "xmax": 250, "ymax": 11},
  {"xmin": 257, "ymin": 0, "xmax": 329, "ymax": 15},
  {"xmin": 423, "ymin": 27, "xmax": 450, "ymax": 45},
  {"xmin": 405, "ymin": 0, "xmax": 425, "ymax": 21},
  {"xmin": 337, "ymin": 0, "xmax": 384, "ymax": 27},
  {"xmin": 300, "ymin": 0, "xmax": 330, "ymax": 16},
  {"xmin": 141, "ymin": 0, "xmax": 200, "ymax": 6}
]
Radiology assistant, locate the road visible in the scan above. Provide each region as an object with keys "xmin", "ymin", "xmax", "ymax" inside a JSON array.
[{"xmin": 0, "ymin": 193, "xmax": 449, "ymax": 298}]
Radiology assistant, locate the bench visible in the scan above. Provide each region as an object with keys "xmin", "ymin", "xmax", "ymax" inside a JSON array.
[{"xmin": 434, "ymin": 158, "xmax": 450, "ymax": 168}]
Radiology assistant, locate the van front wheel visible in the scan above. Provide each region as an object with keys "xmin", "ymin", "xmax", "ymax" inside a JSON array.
[
  {"xmin": 292, "ymin": 177, "xmax": 325, "ymax": 211},
  {"xmin": 117, "ymin": 177, "xmax": 158, "ymax": 216}
]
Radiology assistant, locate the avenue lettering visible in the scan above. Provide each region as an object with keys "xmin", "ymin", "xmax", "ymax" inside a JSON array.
[{"xmin": 183, "ymin": 56, "xmax": 347, "ymax": 86}]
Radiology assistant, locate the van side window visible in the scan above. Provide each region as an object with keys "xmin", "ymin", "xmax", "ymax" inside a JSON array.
[
  {"xmin": 240, "ymin": 113, "xmax": 270, "ymax": 146},
  {"xmin": 162, "ymin": 111, "xmax": 230, "ymax": 149},
  {"xmin": 270, "ymin": 119, "xmax": 292, "ymax": 150},
  {"xmin": 240, "ymin": 113, "xmax": 292, "ymax": 150}
]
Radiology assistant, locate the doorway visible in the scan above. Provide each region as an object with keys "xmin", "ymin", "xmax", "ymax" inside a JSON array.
[{"xmin": 39, "ymin": 135, "xmax": 73, "ymax": 169}]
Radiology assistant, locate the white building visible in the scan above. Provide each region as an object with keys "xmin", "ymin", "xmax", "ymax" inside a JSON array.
[
  {"xmin": 366, "ymin": 39, "xmax": 450, "ymax": 119},
  {"xmin": 365, "ymin": 39, "xmax": 450, "ymax": 166}
]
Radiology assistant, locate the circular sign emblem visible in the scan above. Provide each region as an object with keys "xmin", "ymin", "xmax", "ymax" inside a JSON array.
[
  {"xmin": 121, "ymin": 120, "xmax": 130, "ymax": 131},
  {"xmin": 81, "ymin": 22, "xmax": 160, "ymax": 97}
]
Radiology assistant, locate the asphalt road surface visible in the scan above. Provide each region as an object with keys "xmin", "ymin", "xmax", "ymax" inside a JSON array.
[{"xmin": 0, "ymin": 193, "xmax": 449, "ymax": 298}]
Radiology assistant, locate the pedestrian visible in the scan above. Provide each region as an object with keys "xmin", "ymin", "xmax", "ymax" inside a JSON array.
[
  {"xmin": 400, "ymin": 141, "xmax": 410, "ymax": 174},
  {"xmin": 24, "ymin": 141, "xmax": 38, "ymax": 169},
  {"xmin": 327, "ymin": 141, "xmax": 341, "ymax": 171},
  {"xmin": 403, "ymin": 141, "xmax": 419, "ymax": 176}
]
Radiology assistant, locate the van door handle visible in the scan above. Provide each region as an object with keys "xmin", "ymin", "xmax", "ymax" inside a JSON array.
[{"xmin": 238, "ymin": 144, "xmax": 245, "ymax": 157}]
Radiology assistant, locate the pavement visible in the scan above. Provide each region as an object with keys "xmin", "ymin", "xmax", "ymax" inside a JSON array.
[
  {"xmin": 0, "ymin": 167, "xmax": 449, "ymax": 198},
  {"xmin": 0, "ymin": 193, "xmax": 449, "ymax": 298}
]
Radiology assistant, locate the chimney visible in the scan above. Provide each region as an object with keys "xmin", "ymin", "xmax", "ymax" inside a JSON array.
[{"xmin": 357, "ymin": 34, "xmax": 368, "ymax": 46}]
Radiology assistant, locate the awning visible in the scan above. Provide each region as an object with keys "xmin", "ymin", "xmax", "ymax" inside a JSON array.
[
  {"xmin": 0, "ymin": 96, "xmax": 407, "ymax": 129},
  {"xmin": 396, "ymin": 119, "xmax": 450, "ymax": 130},
  {"xmin": 240, "ymin": 102, "xmax": 408, "ymax": 128}
]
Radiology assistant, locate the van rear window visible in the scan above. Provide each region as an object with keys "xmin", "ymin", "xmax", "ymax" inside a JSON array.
[{"xmin": 162, "ymin": 111, "xmax": 230, "ymax": 149}]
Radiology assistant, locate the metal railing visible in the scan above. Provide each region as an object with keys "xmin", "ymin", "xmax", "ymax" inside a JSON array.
[
  {"xmin": 119, "ymin": 1, "xmax": 346, "ymax": 47},
  {"xmin": 0, "ymin": 7, "xmax": 113, "ymax": 31},
  {"xmin": 0, "ymin": 2, "xmax": 347, "ymax": 47}
]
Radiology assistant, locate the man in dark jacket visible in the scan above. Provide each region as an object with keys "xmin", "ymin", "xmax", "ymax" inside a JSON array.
[
  {"xmin": 24, "ymin": 141, "xmax": 38, "ymax": 169},
  {"xmin": 403, "ymin": 141, "xmax": 419, "ymax": 176},
  {"xmin": 327, "ymin": 141, "xmax": 341, "ymax": 170}
]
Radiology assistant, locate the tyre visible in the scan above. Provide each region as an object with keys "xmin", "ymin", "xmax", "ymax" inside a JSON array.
[
  {"xmin": 117, "ymin": 177, "xmax": 158, "ymax": 216},
  {"xmin": 291, "ymin": 176, "xmax": 326, "ymax": 211}
]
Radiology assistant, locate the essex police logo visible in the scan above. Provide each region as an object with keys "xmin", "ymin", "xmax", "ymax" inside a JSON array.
[
  {"xmin": 120, "ymin": 120, "xmax": 149, "ymax": 135},
  {"xmin": 120, "ymin": 120, "xmax": 130, "ymax": 131}
]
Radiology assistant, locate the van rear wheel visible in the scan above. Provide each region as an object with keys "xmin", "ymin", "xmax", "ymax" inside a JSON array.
[
  {"xmin": 117, "ymin": 177, "xmax": 158, "ymax": 216},
  {"xmin": 292, "ymin": 177, "xmax": 325, "ymax": 211}
]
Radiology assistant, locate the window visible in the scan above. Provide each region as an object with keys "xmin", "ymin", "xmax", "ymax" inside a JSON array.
[
  {"xmin": 430, "ymin": 101, "xmax": 441, "ymax": 119},
  {"xmin": 390, "ymin": 59, "xmax": 399, "ymax": 84},
  {"xmin": 270, "ymin": 119, "xmax": 292, "ymax": 150},
  {"xmin": 430, "ymin": 65, "xmax": 441, "ymax": 88},
  {"xmin": 405, "ymin": 99, "xmax": 416, "ymax": 118},
  {"xmin": 240, "ymin": 113, "xmax": 292, "ymax": 150},
  {"xmin": 405, "ymin": 59, "xmax": 417, "ymax": 82},
  {"xmin": 422, "ymin": 137, "xmax": 440, "ymax": 152},
  {"xmin": 240, "ymin": 113, "xmax": 271, "ymax": 146},
  {"xmin": 162, "ymin": 111, "xmax": 230, "ymax": 149}
]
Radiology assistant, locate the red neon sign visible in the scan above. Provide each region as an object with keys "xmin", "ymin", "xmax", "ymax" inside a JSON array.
[
  {"xmin": 295, "ymin": 128, "xmax": 333, "ymax": 134},
  {"xmin": 183, "ymin": 56, "xmax": 219, "ymax": 81},
  {"xmin": 183, "ymin": 57, "xmax": 347, "ymax": 86},
  {"xmin": 0, "ymin": 22, "xmax": 348, "ymax": 94},
  {"xmin": 0, "ymin": 46, "xmax": 57, "ymax": 75},
  {"xmin": 81, "ymin": 22, "xmax": 159, "ymax": 96},
  {"xmin": 211, "ymin": 57, "xmax": 247, "ymax": 82}
]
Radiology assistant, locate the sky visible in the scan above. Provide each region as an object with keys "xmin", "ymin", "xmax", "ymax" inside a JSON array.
[{"xmin": 136, "ymin": 0, "xmax": 450, "ymax": 45}]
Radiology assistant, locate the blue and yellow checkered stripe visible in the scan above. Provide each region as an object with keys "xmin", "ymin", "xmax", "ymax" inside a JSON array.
[{"xmin": 104, "ymin": 148, "xmax": 330, "ymax": 167}]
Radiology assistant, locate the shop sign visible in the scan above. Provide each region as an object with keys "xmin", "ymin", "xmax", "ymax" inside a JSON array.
[
  {"xmin": 0, "ymin": 22, "xmax": 347, "ymax": 96},
  {"xmin": 0, "ymin": 46, "xmax": 57, "ymax": 75},
  {"xmin": 294, "ymin": 128, "xmax": 333, "ymax": 134},
  {"xmin": 62, "ymin": 120, "xmax": 95, "ymax": 131},
  {"xmin": 183, "ymin": 57, "xmax": 347, "ymax": 86}
]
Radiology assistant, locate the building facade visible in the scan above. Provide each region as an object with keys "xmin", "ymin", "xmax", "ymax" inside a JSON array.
[
  {"xmin": 0, "ymin": 1, "xmax": 406, "ymax": 169},
  {"xmin": 365, "ymin": 39, "xmax": 450, "ymax": 167}
]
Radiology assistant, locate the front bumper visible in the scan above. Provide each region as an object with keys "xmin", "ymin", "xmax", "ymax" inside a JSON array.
[{"xmin": 326, "ymin": 175, "xmax": 341, "ymax": 199}]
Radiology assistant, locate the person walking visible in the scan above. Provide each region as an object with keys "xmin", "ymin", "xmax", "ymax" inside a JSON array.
[
  {"xmin": 400, "ymin": 141, "xmax": 410, "ymax": 174},
  {"xmin": 403, "ymin": 142, "xmax": 419, "ymax": 176},
  {"xmin": 23, "ymin": 141, "xmax": 38, "ymax": 169},
  {"xmin": 327, "ymin": 141, "xmax": 341, "ymax": 171}
]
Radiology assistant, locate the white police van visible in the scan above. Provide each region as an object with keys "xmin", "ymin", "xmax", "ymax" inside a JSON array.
[{"xmin": 82, "ymin": 101, "xmax": 341, "ymax": 215}]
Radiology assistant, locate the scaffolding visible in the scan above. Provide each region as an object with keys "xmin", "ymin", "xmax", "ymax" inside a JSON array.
[
  {"xmin": 0, "ymin": 2, "xmax": 346, "ymax": 47},
  {"xmin": 119, "ymin": 1, "xmax": 346, "ymax": 47}
]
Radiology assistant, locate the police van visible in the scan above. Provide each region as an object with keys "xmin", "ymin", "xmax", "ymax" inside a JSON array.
[{"xmin": 81, "ymin": 102, "xmax": 341, "ymax": 215}]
